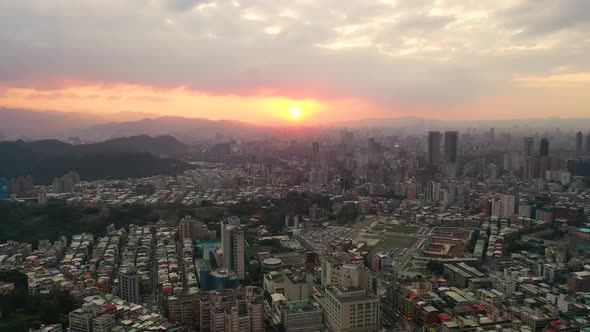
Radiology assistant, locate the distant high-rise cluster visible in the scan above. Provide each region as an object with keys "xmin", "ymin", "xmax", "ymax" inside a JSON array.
[
  {"xmin": 52, "ymin": 171, "xmax": 80, "ymax": 193},
  {"xmin": 9, "ymin": 174, "xmax": 34, "ymax": 197}
]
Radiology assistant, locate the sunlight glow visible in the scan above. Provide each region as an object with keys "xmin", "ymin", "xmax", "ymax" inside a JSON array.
[{"xmin": 288, "ymin": 105, "xmax": 302, "ymax": 119}]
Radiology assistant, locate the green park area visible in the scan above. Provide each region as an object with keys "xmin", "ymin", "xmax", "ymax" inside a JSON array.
[
  {"xmin": 363, "ymin": 233, "xmax": 417, "ymax": 247},
  {"xmin": 385, "ymin": 224, "xmax": 420, "ymax": 234}
]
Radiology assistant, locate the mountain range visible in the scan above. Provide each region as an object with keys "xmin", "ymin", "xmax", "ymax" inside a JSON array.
[
  {"xmin": 2, "ymin": 108, "xmax": 590, "ymax": 142},
  {"xmin": 0, "ymin": 135, "xmax": 187, "ymax": 184}
]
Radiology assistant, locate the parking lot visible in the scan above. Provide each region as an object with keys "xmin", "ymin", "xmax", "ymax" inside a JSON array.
[{"xmin": 299, "ymin": 226, "xmax": 352, "ymax": 251}]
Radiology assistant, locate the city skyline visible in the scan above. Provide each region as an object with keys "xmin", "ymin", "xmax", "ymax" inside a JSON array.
[{"xmin": 1, "ymin": 1, "xmax": 590, "ymax": 124}]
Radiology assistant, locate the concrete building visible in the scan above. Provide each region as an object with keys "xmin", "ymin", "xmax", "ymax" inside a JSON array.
[
  {"xmin": 500, "ymin": 194, "xmax": 518, "ymax": 219},
  {"xmin": 567, "ymin": 270, "xmax": 590, "ymax": 292},
  {"xmin": 69, "ymin": 308, "xmax": 93, "ymax": 332},
  {"xmin": 281, "ymin": 300, "xmax": 325, "ymax": 332},
  {"xmin": 221, "ymin": 217, "xmax": 246, "ymax": 279},
  {"xmin": 322, "ymin": 285, "xmax": 379, "ymax": 332},
  {"xmin": 119, "ymin": 267, "xmax": 141, "ymax": 304},
  {"xmin": 93, "ymin": 314, "xmax": 115, "ymax": 332},
  {"xmin": 179, "ymin": 215, "xmax": 216, "ymax": 240}
]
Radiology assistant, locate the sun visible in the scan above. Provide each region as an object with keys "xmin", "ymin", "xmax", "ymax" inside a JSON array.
[{"xmin": 288, "ymin": 105, "xmax": 302, "ymax": 119}]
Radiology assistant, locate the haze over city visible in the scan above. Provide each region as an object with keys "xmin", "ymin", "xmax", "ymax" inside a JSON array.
[
  {"xmin": 1, "ymin": 0, "xmax": 590, "ymax": 124},
  {"xmin": 4, "ymin": 2, "xmax": 590, "ymax": 332}
]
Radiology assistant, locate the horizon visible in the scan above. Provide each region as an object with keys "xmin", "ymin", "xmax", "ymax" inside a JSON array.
[
  {"xmin": 1, "ymin": 1, "xmax": 590, "ymax": 124},
  {"xmin": 4, "ymin": 107, "xmax": 590, "ymax": 128}
]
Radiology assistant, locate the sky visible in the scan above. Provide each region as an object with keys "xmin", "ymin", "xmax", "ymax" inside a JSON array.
[{"xmin": 1, "ymin": 0, "xmax": 590, "ymax": 125}]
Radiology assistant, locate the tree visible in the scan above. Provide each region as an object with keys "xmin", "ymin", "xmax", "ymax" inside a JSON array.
[
  {"xmin": 0, "ymin": 270, "xmax": 28, "ymax": 290},
  {"xmin": 426, "ymin": 260, "xmax": 444, "ymax": 276}
]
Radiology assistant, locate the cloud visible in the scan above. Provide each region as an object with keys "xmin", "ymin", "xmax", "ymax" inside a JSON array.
[
  {"xmin": 513, "ymin": 72, "xmax": 590, "ymax": 88},
  {"xmin": 497, "ymin": 0, "xmax": 590, "ymax": 37},
  {"xmin": 0, "ymin": 0, "xmax": 589, "ymax": 118},
  {"xmin": 160, "ymin": 0, "xmax": 208, "ymax": 11}
]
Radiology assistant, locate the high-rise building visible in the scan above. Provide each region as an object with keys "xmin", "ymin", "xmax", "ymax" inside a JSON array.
[
  {"xmin": 540, "ymin": 138, "xmax": 549, "ymax": 157},
  {"xmin": 427, "ymin": 131, "xmax": 441, "ymax": 165},
  {"xmin": 312, "ymin": 142, "xmax": 320, "ymax": 166},
  {"xmin": 367, "ymin": 138, "xmax": 382, "ymax": 166},
  {"xmin": 221, "ymin": 216, "xmax": 246, "ymax": 279},
  {"xmin": 444, "ymin": 131, "xmax": 458, "ymax": 177},
  {"xmin": 487, "ymin": 163, "xmax": 498, "ymax": 180},
  {"xmin": 179, "ymin": 216, "xmax": 193, "ymax": 240},
  {"xmin": 322, "ymin": 286, "xmax": 379, "ymax": 332},
  {"xmin": 37, "ymin": 191, "xmax": 48, "ymax": 205},
  {"xmin": 586, "ymin": 132, "xmax": 590, "ymax": 157},
  {"xmin": 9, "ymin": 175, "xmax": 34, "ymax": 197},
  {"xmin": 500, "ymin": 194, "xmax": 518, "ymax": 219},
  {"xmin": 309, "ymin": 169, "xmax": 328, "ymax": 187},
  {"xmin": 576, "ymin": 131, "xmax": 583, "ymax": 157},
  {"xmin": 198, "ymin": 287, "xmax": 264, "ymax": 332},
  {"xmin": 167, "ymin": 293, "xmax": 199, "ymax": 329},
  {"xmin": 444, "ymin": 131, "xmax": 458, "ymax": 163},
  {"xmin": 340, "ymin": 130, "xmax": 354, "ymax": 152},
  {"xmin": 179, "ymin": 215, "xmax": 216, "ymax": 240},
  {"xmin": 503, "ymin": 151, "xmax": 522, "ymax": 174},
  {"xmin": 118, "ymin": 267, "xmax": 141, "ymax": 304},
  {"xmin": 524, "ymin": 137, "xmax": 534, "ymax": 157}
]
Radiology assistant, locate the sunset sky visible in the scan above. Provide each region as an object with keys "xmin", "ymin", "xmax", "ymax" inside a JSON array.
[{"xmin": 1, "ymin": 0, "xmax": 590, "ymax": 124}]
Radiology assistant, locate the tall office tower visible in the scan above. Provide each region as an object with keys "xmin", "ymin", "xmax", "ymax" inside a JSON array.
[
  {"xmin": 586, "ymin": 133, "xmax": 590, "ymax": 156},
  {"xmin": 540, "ymin": 138, "xmax": 549, "ymax": 157},
  {"xmin": 524, "ymin": 137, "xmax": 534, "ymax": 157},
  {"xmin": 221, "ymin": 216, "xmax": 245, "ymax": 279},
  {"xmin": 119, "ymin": 267, "xmax": 141, "ymax": 304},
  {"xmin": 500, "ymin": 194, "xmax": 519, "ymax": 218},
  {"xmin": 444, "ymin": 131, "xmax": 459, "ymax": 177},
  {"xmin": 427, "ymin": 131, "xmax": 441, "ymax": 165},
  {"xmin": 312, "ymin": 142, "xmax": 320, "ymax": 166},
  {"xmin": 576, "ymin": 131, "xmax": 583, "ymax": 156}
]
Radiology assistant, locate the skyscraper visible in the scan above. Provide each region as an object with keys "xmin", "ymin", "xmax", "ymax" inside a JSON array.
[
  {"xmin": 540, "ymin": 138, "xmax": 549, "ymax": 157},
  {"xmin": 586, "ymin": 132, "xmax": 590, "ymax": 157},
  {"xmin": 576, "ymin": 131, "xmax": 583, "ymax": 157},
  {"xmin": 312, "ymin": 142, "xmax": 320, "ymax": 166},
  {"xmin": 524, "ymin": 137, "xmax": 534, "ymax": 157},
  {"xmin": 427, "ymin": 131, "xmax": 441, "ymax": 165},
  {"xmin": 444, "ymin": 131, "xmax": 458, "ymax": 177},
  {"xmin": 221, "ymin": 216, "xmax": 245, "ymax": 279},
  {"xmin": 444, "ymin": 131, "xmax": 458, "ymax": 163},
  {"xmin": 119, "ymin": 267, "xmax": 141, "ymax": 304}
]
